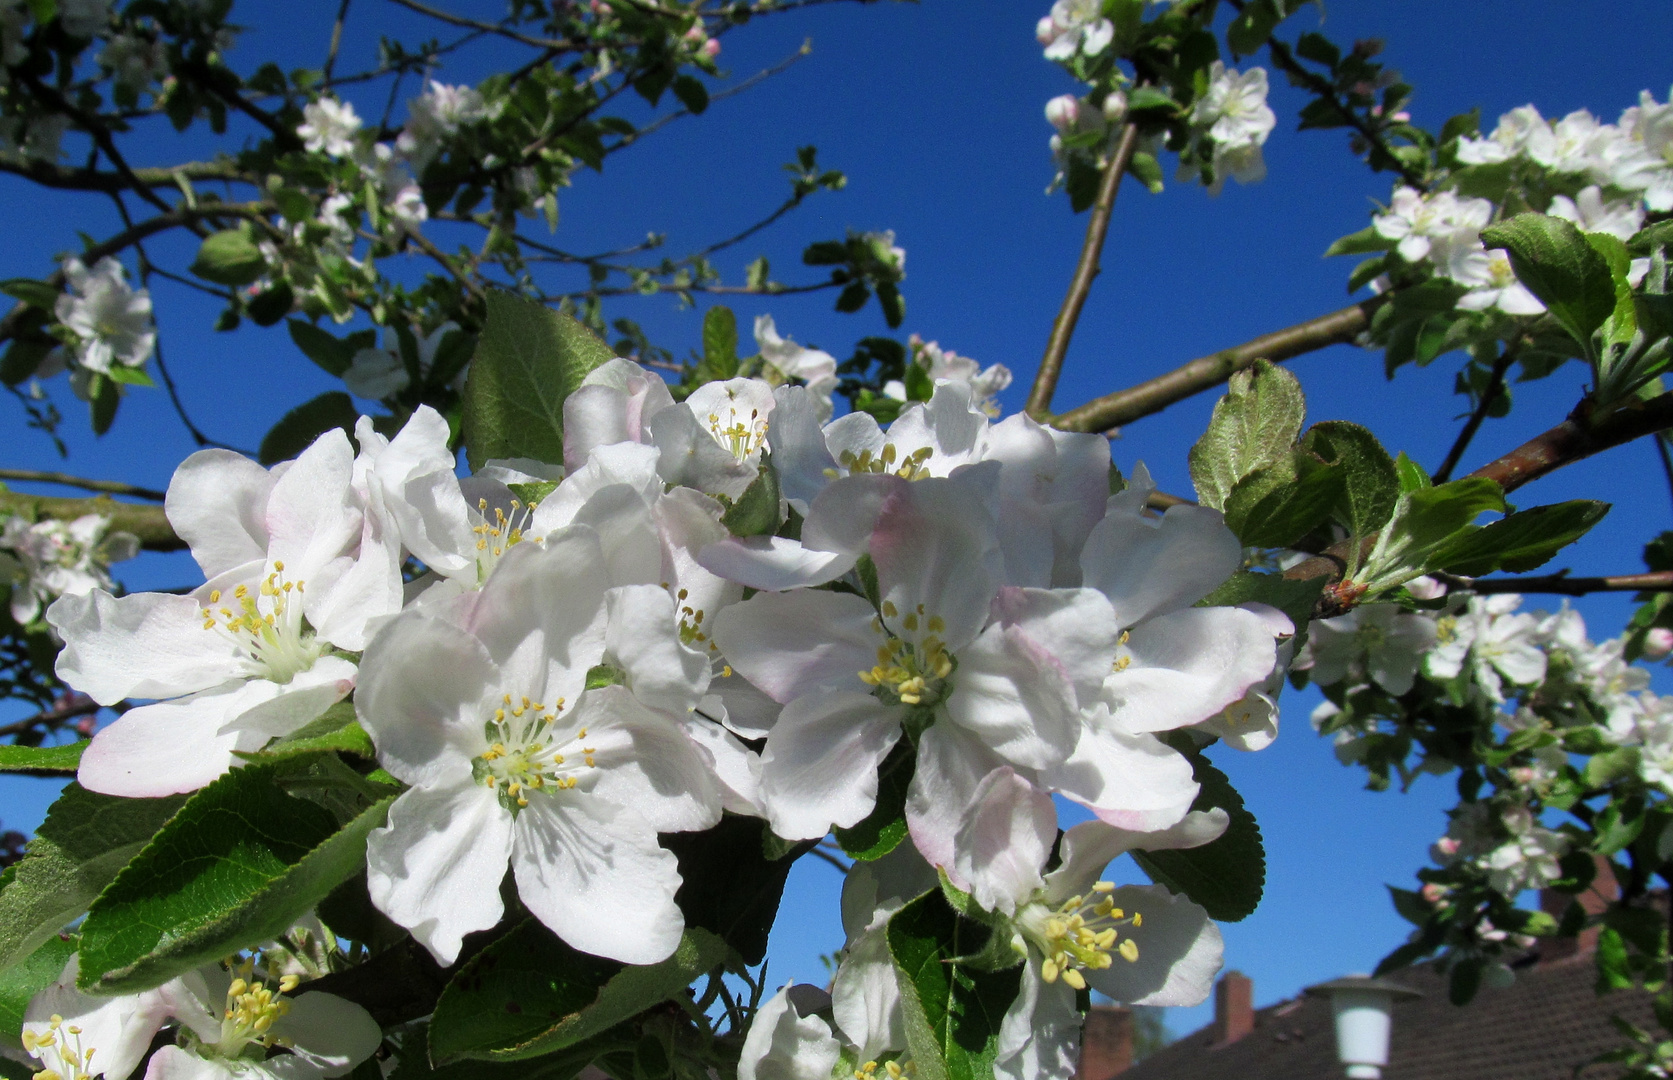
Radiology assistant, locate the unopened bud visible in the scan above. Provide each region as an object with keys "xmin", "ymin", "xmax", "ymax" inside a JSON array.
[
  {"xmin": 1101, "ymin": 90, "xmax": 1128, "ymax": 123},
  {"xmin": 1420, "ymin": 883, "xmax": 1447, "ymax": 904},
  {"xmin": 1645, "ymin": 627, "xmax": 1673, "ymax": 660},
  {"xmin": 702, "ymin": 38, "xmax": 720, "ymax": 59},
  {"xmin": 1405, "ymin": 575, "xmax": 1446, "ymax": 601},
  {"xmin": 683, "ymin": 25, "xmax": 706, "ymax": 43},
  {"xmin": 1036, "ymin": 15, "xmax": 1058, "ymax": 45},
  {"xmin": 1045, "ymin": 94, "xmax": 1081, "ymax": 132},
  {"xmin": 1434, "ymin": 836, "xmax": 1460, "ymax": 857}
]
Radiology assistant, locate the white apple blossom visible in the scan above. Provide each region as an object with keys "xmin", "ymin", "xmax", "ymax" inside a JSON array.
[
  {"xmin": 1445, "ymin": 245, "xmax": 1547, "ymax": 316},
  {"xmin": 356, "ymin": 526, "xmax": 722, "ymax": 965},
  {"xmin": 1296, "ymin": 602, "xmax": 1438, "ymax": 695},
  {"xmin": 1190, "ymin": 63, "xmax": 1276, "ymax": 191},
  {"xmin": 1372, "ymin": 187, "xmax": 1493, "ymax": 265},
  {"xmin": 297, "ymin": 98, "xmax": 362, "ymax": 157},
  {"xmin": 736, "ymin": 985, "xmax": 850, "ymax": 1080},
  {"xmin": 1480, "ymin": 804, "xmax": 1568, "ymax": 896},
  {"xmin": 1455, "ymin": 105, "xmax": 1548, "ymax": 165},
  {"xmin": 1, "ymin": 514, "xmax": 137, "ymax": 625},
  {"xmin": 47, "ymin": 428, "xmax": 403, "ymax": 797},
  {"xmin": 754, "ymin": 314, "xmax": 839, "ymax": 416},
  {"xmin": 651, "ymin": 376, "xmax": 777, "ymax": 499},
  {"xmin": 1526, "ymin": 108, "xmax": 1612, "ymax": 176},
  {"xmin": 342, "ymin": 322, "xmax": 464, "ymax": 400},
  {"xmin": 1425, "ymin": 595, "xmax": 1548, "ymax": 702},
  {"xmin": 1037, "ymin": 0, "xmax": 1114, "ymax": 61},
  {"xmin": 885, "ymin": 337, "xmax": 1014, "ymax": 418},
  {"xmin": 98, "ymin": 33, "xmax": 166, "ymax": 97},
  {"xmin": 1548, "ymin": 185, "xmax": 1644, "ymax": 242},
  {"xmin": 55, "ymin": 257, "xmax": 155, "ymax": 374},
  {"xmin": 398, "ymin": 80, "xmax": 491, "ymax": 170}
]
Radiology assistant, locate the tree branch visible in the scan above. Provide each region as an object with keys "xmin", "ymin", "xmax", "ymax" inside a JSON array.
[
  {"xmin": 1264, "ymin": 37, "xmax": 1429, "ymax": 191},
  {"xmin": 1466, "ymin": 393, "xmax": 1673, "ymax": 495},
  {"xmin": 324, "ymin": 0, "xmax": 353, "ymax": 81},
  {"xmin": 0, "ymin": 490, "xmax": 180, "ymax": 550},
  {"xmin": 1052, "ymin": 298, "xmax": 1384, "ymax": 433},
  {"xmin": 1432, "ymin": 344, "xmax": 1516, "ymax": 484},
  {"xmin": 1028, "ymin": 123, "xmax": 1142, "ymax": 420},
  {"xmin": 1436, "ymin": 570, "xmax": 1673, "ymax": 597},
  {"xmin": 0, "ymin": 700, "xmax": 99, "ymax": 741},
  {"xmin": 384, "ymin": 0, "xmax": 577, "ymax": 49},
  {"xmin": 0, "ymin": 158, "xmax": 246, "ymax": 193},
  {"xmin": 19, "ymin": 76, "xmax": 176, "ymax": 216},
  {"xmin": 0, "ymin": 470, "xmax": 164, "ymax": 500},
  {"xmin": 605, "ymin": 41, "xmax": 813, "ymax": 156}
]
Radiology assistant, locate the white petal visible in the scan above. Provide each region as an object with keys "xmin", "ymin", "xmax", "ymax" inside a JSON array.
[
  {"xmin": 712, "ymin": 590, "xmax": 877, "ymax": 703},
  {"xmin": 685, "ymin": 712, "xmax": 764, "ymax": 816},
  {"xmin": 1081, "ymin": 503, "xmax": 1242, "ymax": 628},
  {"xmin": 366, "ymin": 781, "xmax": 513, "ymax": 966},
  {"xmin": 648, "ymin": 404, "xmax": 757, "ymax": 499},
  {"xmin": 573, "ymin": 685, "xmax": 722, "ymax": 833},
  {"xmin": 703, "ymin": 674, "xmax": 782, "ymax": 739},
  {"xmin": 143, "ymin": 1046, "xmax": 233, "ymax": 1080},
  {"xmin": 165, "ymin": 449, "xmax": 274, "ymax": 580},
  {"xmin": 24, "ymin": 955, "xmax": 174, "ymax": 1080},
  {"xmin": 1083, "ymin": 884, "xmax": 1223, "ymax": 1007},
  {"xmin": 264, "ymin": 428, "xmax": 361, "ymax": 583},
  {"xmin": 987, "ymin": 586, "xmax": 1119, "ymax": 705},
  {"xmin": 570, "ymin": 484, "xmax": 662, "ymax": 588},
  {"xmin": 49, "ymin": 590, "xmax": 241, "ymax": 704},
  {"xmin": 905, "ymin": 721, "xmax": 1008, "ymax": 878},
  {"xmin": 839, "ymin": 840, "xmax": 940, "ymax": 941},
  {"xmin": 831, "ymin": 922, "xmax": 905, "ymax": 1061},
  {"xmin": 511, "ymin": 797, "xmax": 685, "ymax": 964},
  {"xmin": 944, "ymin": 623, "xmax": 1080, "ymax": 769},
  {"xmin": 759, "ymin": 692, "xmax": 904, "ymax": 840},
  {"xmin": 269, "ymin": 991, "xmax": 383, "ymax": 1077},
  {"xmin": 1100, "ymin": 607, "xmax": 1277, "ymax": 733},
  {"xmin": 1042, "ymin": 723, "xmax": 1200, "ymax": 834},
  {"xmin": 767, "ymin": 384, "xmax": 840, "ymax": 512},
  {"xmin": 227, "ymin": 655, "xmax": 357, "ymax": 742},
  {"xmin": 952, "ymin": 767, "xmax": 1055, "ymax": 916},
  {"xmin": 1044, "ymin": 809, "xmax": 1228, "ymax": 897},
  {"xmin": 606, "ymin": 585, "xmax": 709, "ymax": 714},
  {"xmin": 738, "ymin": 987, "xmax": 842, "ymax": 1080},
  {"xmin": 696, "ymin": 536, "xmax": 856, "ymax": 591},
  {"xmin": 77, "ymin": 680, "xmax": 274, "ymax": 797},
  {"xmin": 533, "ymin": 442, "xmax": 661, "ymax": 534},
  {"xmin": 994, "ymin": 964, "xmax": 1081, "ymax": 1080},
  {"xmin": 871, "ymin": 478, "xmax": 1001, "ymax": 651},
  {"xmin": 356, "ymin": 611, "xmax": 495, "ymax": 788}
]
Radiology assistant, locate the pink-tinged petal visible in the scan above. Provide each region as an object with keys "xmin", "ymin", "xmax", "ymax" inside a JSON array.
[
  {"xmin": 511, "ymin": 797, "xmax": 685, "ymax": 965},
  {"xmin": 647, "ymin": 405, "xmax": 757, "ymax": 500},
  {"xmin": 165, "ymin": 449, "xmax": 274, "ymax": 580},
  {"xmin": 143, "ymin": 1046, "xmax": 230, "ymax": 1080},
  {"xmin": 571, "ymin": 484, "xmax": 661, "ymax": 587},
  {"xmin": 905, "ymin": 721, "xmax": 1008, "ymax": 880},
  {"xmin": 870, "ymin": 478, "xmax": 1001, "ymax": 651},
  {"xmin": 367, "ymin": 781, "xmax": 513, "ymax": 966},
  {"xmin": 1044, "ymin": 721, "xmax": 1199, "ymax": 833},
  {"xmin": 356, "ymin": 612, "xmax": 494, "ymax": 788},
  {"xmin": 944, "ymin": 623, "xmax": 1079, "ymax": 769},
  {"xmin": 986, "ymin": 414, "xmax": 1111, "ymax": 590},
  {"xmin": 606, "ymin": 585, "xmax": 709, "ymax": 714},
  {"xmin": 563, "ymin": 359, "xmax": 675, "ymax": 469},
  {"xmin": 228, "ymin": 655, "xmax": 357, "ymax": 741},
  {"xmin": 572, "ymin": 685, "xmax": 721, "ymax": 833},
  {"xmin": 759, "ymin": 692, "xmax": 904, "ymax": 840},
  {"xmin": 953, "ymin": 767, "xmax": 1056, "ymax": 916},
  {"xmin": 49, "ymin": 590, "xmax": 242, "ymax": 704},
  {"xmin": 768, "ymin": 385, "xmax": 841, "ymax": 511},
  {"xmin": 77, "ymin": 680, "xmax": 275, "ymax": 797},
  {"xmin": 363, "ymin": 406, "xmax": 472, "ymax": 576},
  {"xmin": 1080, "ymin": 503, "xmax": 1242, "ymax": 628},
  {"xmin": 269, "ymin": 991, "xmax": 383, "ymax": 1077},
  {"xmin": 988, "ymin": 586, "xmax": 1119, "ymax": 704},
  {"xmin": 264, "ymin": 428, "xmax": 362, "ymax": 583},
  {"xmin": 831, "ymin": 922, "xmax": 904, "ymax": 1061},
  {"xmin": 995, "ymin": 964, "xmax": 1082, "ymax": 1080},
  {"xmin": 1102, "ymin": 607, "xmax": 1278, "ymax": 733},
  {"xmin": 1083, "ymin": 884, "xmax": 1223, "ymax": 1007},
  {"xmin": 695, "ymin": 536, "xmax": 856, "ymax": 591},
  {"xmin": 685, "ymin": 713, "xmax": 763, "ymax": 816},
  {"xmin": 25, "ymin": 955, "xmax": 175, "ymax": 1080},
  {"xmin": 800, "ymin": 474, "xmax": 902, "ymax": 558},
  {"xmin": 1045, "ymin": 810, "xmax": 1229, "ymax": 899},
  {"xmin": 711, "ymin": 590, "xmax": 877, "ymax": 703},
  {"xmin": 463, "ymin": 528, "xmax": 608, "ymax": 705}
]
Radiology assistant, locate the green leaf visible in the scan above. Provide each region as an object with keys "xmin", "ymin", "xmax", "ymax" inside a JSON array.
[
  {"xmin": 1586, "ymin": 231, "xmax": 1638, "ymax": 348},
  {"xmin": 258, "ymin": 391, "xmax": 360, "ymax": 466},
  {"xmin": 0, "ymin": 785, "xmax": 186, "ymax": 974},
  {"xmin": 77, "ymin": 764, "xmax": 392, "ymax": 993},
  {"xmin": 0, "ymin": 932, "xmax": 75, "ymax": 1037},
  {"xmin": 0, "ymin": 742, "xmax": 84, "ymax": 773},
  {"xmin": 721, "ymin": 455, "xmax": 781, "ymax": 537},
  {"xmin": 273, "ymin": 188, "xmax": 314, "ymax": 224},
  {"xmin": 1294, "ymin": 31, "xmax": 1340, "ymax": 67},
  {"xmin": 1586, "ymin": 747, "xmax": 1642, "ymax": 790},
  {"xmin": 1222, "ymin": 451, "xmax": 1343, "ymax": 549},
  {"xmin": 1358, "ymin": 477, "xmax": 1507, "ymax": 589},
  {"xmin": 1428, "ymin": 499, "xmax": 1609, "ymax": 577},
  {"xmin": 287, "ymin": 320, "xmax": 360, "ymax": 377},
  {"xmin": 1595, "ymin": 927, "xmax": 1634, "ymax": 992},
  {"xmin": 428, "ymin": 922, "xmax": 725, "ymax": 1063},
  {"xmin": 1393, "ymin": 451, "xmax": 1431, "ymax": 493},
  {"xmin": 1323, "ymin": 225, "xmax": 1394, "ymax": 258},
  {"xmin": 1125, "ymin": 87, "xmax": 1177, "ymax": 114},
  {"xmin": 238, "ymin": 703, "xmax": 376, "ymax": 762},
  {"xmin": 461, "ymin": 291, "xmax": 617, "ymax": 471},
  {"xmin": 1303, "ymin": 421, "xmax": 1400, "ymax": 536},
  {"xmin": 671, "ymin": 75, "xmax": 709, "ymax": 115},
  {"xmin": 1480, "ymin": 214, "xmax": 1617, "ymax": 349},
  {"xmin": 835, "ymin": 736, "xmax": 915, "ymax": 861},
  {"xmin": 1449, "ymin": 957, "xmax": 1483, "ymax": 1005},
  {"xmin": 1197, "ymin": 571, "xmax": 1324, "ymax": 629},
  {"xmin": 1, "ymin": 338, "xmax": 55, "ymax": 386},
  {"xmin": 887, "ymin": 890, "xmax": 1021, "ymax": 1080},
  {"xmin": 0, "ymin": 279, "xmax": 61, "ymax": 311},
  {"xmin": 88, "ymin": 373, "xmax": 118, "ymax": 436},
  {"xmin": 661, "ymin": 814, "xmax": 806, "ymax": 965},
  {"xmin": 105, "ymin": 364, "xmax": 155, "ymax": 388},
  {"xmin": 1225, "ymin": 0, "xmax": 1281, "ymax": 54},
  {"xmin": 698, "ymin": 306, "xmax": 739, "ymax": 382},
  {"xmin": 1132, "ymin": 747, "xmax": 1265, "ymax": 921},
  {"xmin": 1187, "ymin": 359, "xmax": 1306, "ymax": 511},
  {"xmin": 247, "ymin": 284, "xmax": 295, "ymax": 327},
  {"xmin": 189, "ymin": 228, "xmax": 267, "ymax": 286}
]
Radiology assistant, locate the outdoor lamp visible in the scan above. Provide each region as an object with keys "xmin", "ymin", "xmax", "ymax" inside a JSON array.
[{"xmin": 1304, "ymin": 975, "xmax": 1422, "ymax": 1079}]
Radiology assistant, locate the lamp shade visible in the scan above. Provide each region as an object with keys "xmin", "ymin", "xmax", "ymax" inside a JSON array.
[{"xmin": 1304, "ymin": 976, "xmax": 1422, "ymax": 1080}]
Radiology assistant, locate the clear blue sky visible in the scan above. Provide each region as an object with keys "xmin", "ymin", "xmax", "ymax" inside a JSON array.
[{"xmin": 3, "ymin": 0, "xmax": 1671, "ymax": 1040}]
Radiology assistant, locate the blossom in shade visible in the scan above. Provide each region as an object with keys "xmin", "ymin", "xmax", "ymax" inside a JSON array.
[
  {"xmin": 297, "ymin": 98, "xmax": 362, "ymax": 157},
  {"xmin": 55, "ymin": 257, "xmax": 155, "ymax": 374}
]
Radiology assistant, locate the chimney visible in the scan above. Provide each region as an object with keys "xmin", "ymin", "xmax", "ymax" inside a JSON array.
[
  {"xmin": 1077, "ymin": 1006, "xmax": 1133, "ymax": 1080},
  {"xmin": 1539, "ymin": 855, "xmax": 1619, "ymax": 965},
  {"xmin": 1212, "ymin": 971, "xmax": 1254, "ymax": 1045}
]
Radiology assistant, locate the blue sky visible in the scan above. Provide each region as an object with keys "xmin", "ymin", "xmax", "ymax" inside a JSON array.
[{"xmin": 3, "ymin": 0, "xmax": 1672, "ymax": 1040}]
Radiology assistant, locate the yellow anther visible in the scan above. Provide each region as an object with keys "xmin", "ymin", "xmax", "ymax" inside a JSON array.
[{"xmin": 882, "ymin": 601, "xmax": 898, "ymax": 618}]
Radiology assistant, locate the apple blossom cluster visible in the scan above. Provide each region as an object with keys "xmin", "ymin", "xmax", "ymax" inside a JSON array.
[
  {"xmin": 43, "ymin": 356, "xmax": 1289, "ymax": 1067},
  {"xmin": 0, "ymin": 512, "xmax": 136, "ymax": 627},
  {"xmin": 882, "ymin": 335, "xmax": 1013, "ymax": 417},
  {"xmin": 43, "ymin": 258, "xmax": 156, "ymax": 392}
]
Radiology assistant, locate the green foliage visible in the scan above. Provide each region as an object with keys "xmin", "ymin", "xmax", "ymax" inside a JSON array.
[
  {"xmin": 720, "ymin": 455, "xmax": 782, "ymax": 537},
  {"xmin": 0, "ymin": 785, "xmax": 185, "ymax": 974},
  {"xmin": 887, "ymin": 890, "xmax": 1022, "ymax": 1080},
  {"xmin": 661, "ymin": 814, "xmax": 807, "ymax": 965},
  {"xmin": 697, "ymin": 306, "xmax": 739, "ymax": 383},
  {"xmin": 1480, "ymin": 214, "xmax": 1617, "ymax": 353},
  {"xmin": 288, "ymin": 320, "xmax": 377, "ymax": 378},
  {"xmin": 77, "ymin": 763, "xmax": 392, "ymax": 993},
  {"xmin": 1133, "ymin": 745, "xmax": 1265, "ymax": 922},
  {"xmin": 835, "ymin": 736, "xmax": 916, "ymax": 861},
  {"xmin": 1222, "ymin": 450, "xmax": 1343, "ymax": 549},
  {"xmin": 189, "ymin": 228, "xmax": 267, "ymax": 286},
  {"xmin": 1427, "ymin": 499, "xmax": 1610, "ymax": 576},
  {"xmin": 1303, "ymin": 421, "xmax": 1400, "ymax": 538},
  {"xmin": 461, "ymin": 292, "xmax": 618, "ymax": 470},
  {"xmin": 0, "ymin": 931, "xmax": 74, "ymax": 1037},
  {"xmin": 258, "ymin": 391, "xmax": 360, "ymax": 466},
  {"xmin": 1356, "ymin": 476, "xmax": 1507, "ymax": 590},
  {"xmin": 0, "ymin": 742, "xmax": 84, "ymax": 772},
  {"xmin": 1187, "ymin": 359, "xmax": 1307, "ymax": 511},
  {"xmin": 428, "ymin": 922, "xmax": 725, "ymax": 1062},
  {"xmin": 1198, "ymin": 571, "xmax": 1324, "ymax": 628}
]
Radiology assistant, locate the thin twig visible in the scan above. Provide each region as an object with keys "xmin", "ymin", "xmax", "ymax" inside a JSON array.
[
  {"xmin": 1436, "ymin": 570, "xmax": 1673, "ymax": 597},
  {"xmin": 152, "ymin": 337, "xmax": 247, "ymax": 453},
  {"xmin": 1263, "ymin": 37, "xmax": 1429, "ymax": 191},
  {"xmin": 0, "ymin": 470, "xmax": 164, "ymax": 500},
  {"xmin": 324, "ymin": 0, "xmax": 353, "ymax": 81},
  {"xmin": 606, "ymin": 42, "xmax": 813, "ymax": 155},
  {"xmin": 385, "ymin": 0, "xmax": 576, "ymax": 49},
  {"xmin": 0, "ymin": 699, "xmax": 100, "ymax": 740},
  {"xmin": 1029, "ymin": 123, "xmax": 1142, "ymax": 420},
  {"xmin": 1053, "ymin": 297, "xmax": 1386, "ymax": 433},
  {"xmin": 1433, "ymin": 345, "xmax": 1517, "ymax": 484},
  {"xmin": 19, "ymin": 76, "xmax": 176, "ymax": 216},
  {"xmin": 1655, "ymin": 433, "xmax": 1673, "ymax": 519},
  {"xmin": 806, "ymin": 843, "xmax": 851, "ymax": 873}
]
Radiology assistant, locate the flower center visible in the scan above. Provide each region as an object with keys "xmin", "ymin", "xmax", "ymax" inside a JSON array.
[
  {"xmin": 200, "ymin": 562, "xmax": 322, "ymax": 684},
  {"xmin": 858, "ymin": 601, "xmax": 953, "ymax": 707},
  {"xmin": 828, "ymin": 443, "xmax": 934, "ymax": 481},
  {"xmin": 1434, "ymin": 615, "xmax": 1459, "ymax": 645},
  {"xmin": 209, "ymin": 962, "xmax": 299, "ymax": 1058},
  {"xmin": 471, "ymin": 498, "xmax": 540, "ymax": 584},
  {"xmin": 472, "ymin": 693, "xmax": 593, "ymax": 812},
  {"xmin": 705, "ymin": 405, "xmax": 768, "ymax": 462},
  {"xmin": 1016, "ymin": 882, "xmax": 1141, "ymax": 991},
  {"xmin": 23, "ymin": 1014, "xmax": 96, "ymax": 1080},
  {"xmin": 854, "ymin": 1060, "xmax": 915, "ymax": 1080}
]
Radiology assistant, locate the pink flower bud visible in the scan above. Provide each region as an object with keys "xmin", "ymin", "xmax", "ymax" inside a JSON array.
[
  {"xmin": 1045, "ymin": 95, "xmax": 1081, "ymax": 132},
  {"xmin": 1645, "ymin": 627, "xmax": 1673, "ymax": 660},
  {"xmin": 701, "ymin": 38, "xmax": 720, "ymax": 59},
  {"xmin": 1406, "ymin": 575, "xmax": 1446, "ymax": 601},
  {"xmin": 1102, "ymin": 90, "xmax": 1128, "ymax": 123},
  {"xmin": 1507, "ymin": 767, "xmax": 1536, "ymax": 786},
  {"xmin": 683, "ymin": 26, "xmax": 706, "ymax": 43},
  {"xmin": 1434, "ymin": 836, "xmax": 1460, "ymax": 856},
  {"xmin": 1420, "ymin": 883, "xmax": 1447, "ymax": 903},
  {"xmin": 1036, "ymin": 15, "xmax": 1058, "ymax": 45},
  {"xmin": 589, "ymin": 0, "xmax": 611, "ymax": 12}
]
